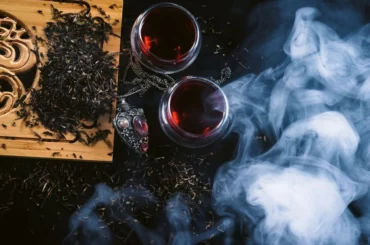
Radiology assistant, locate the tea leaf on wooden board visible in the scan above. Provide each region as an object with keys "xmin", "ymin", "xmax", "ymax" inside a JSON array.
[{"xmin": 18, "ymin": 2, "xmax": 118, "ymax": 146}]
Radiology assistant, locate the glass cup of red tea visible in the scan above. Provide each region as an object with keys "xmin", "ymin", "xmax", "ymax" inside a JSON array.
[
  {"xmin": 131, "ymin": 2, "xmax": 201, "ymax": 74},
  {"xmin": 159, "ymin": 76, "xmax": 230, "ymax": 148}
]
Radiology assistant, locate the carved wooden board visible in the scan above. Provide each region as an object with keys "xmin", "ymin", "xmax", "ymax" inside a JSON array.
[{"xmin": 0, "ymin": 0, "xmax": 123, "ymax": 162}]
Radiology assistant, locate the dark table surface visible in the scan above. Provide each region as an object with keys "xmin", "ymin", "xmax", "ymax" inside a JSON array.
[{"xmin": 2, "ymin": 0, "xmax": 370, "ymax": 244}]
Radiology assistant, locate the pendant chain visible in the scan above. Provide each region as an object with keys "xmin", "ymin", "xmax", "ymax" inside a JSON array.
[{"xmin": 118, "ymin": 49, "xmax": 232, "ymax": 99}]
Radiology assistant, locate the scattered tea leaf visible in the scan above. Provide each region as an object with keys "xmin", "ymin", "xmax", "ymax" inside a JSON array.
[
  {"xmin": 112, "ymin": 19, "xmax": 119, "ymax": 26},
  {"xmin": 109, "ymin": 4, "xmax": 117, "ymax": 9},
  {"xmin": 42, "ymin": 131, "xmax": 54, "ymax": 137},
  {"xmin": 52, "ymin": 152, "xmax": 60, "ymax": 157},
  {"xmin": 33, "ymin": 132, "xmax": 42, "ymax": 139}
]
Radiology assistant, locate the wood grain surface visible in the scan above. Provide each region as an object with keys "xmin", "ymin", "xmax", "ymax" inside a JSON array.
[{"xmin": 0, "ymin": 0, "xmax": 123, "ymax": 162}]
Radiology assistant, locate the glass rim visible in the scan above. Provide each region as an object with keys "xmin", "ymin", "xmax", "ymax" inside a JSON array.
[
  {"xmin": 166, "ymin": 76, "xmax": 229, "ymax": 139},
  {"xmin": 137, "ymin": 2, "xmax": 201, "ymax": 64}
]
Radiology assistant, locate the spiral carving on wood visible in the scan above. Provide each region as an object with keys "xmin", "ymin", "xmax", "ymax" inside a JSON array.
[{"xmin": 0, "ymin": 11, "xmax": 37, "ymax": 116}]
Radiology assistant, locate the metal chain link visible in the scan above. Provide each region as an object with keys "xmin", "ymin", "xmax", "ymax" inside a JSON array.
[{"xmin": 210, "ymin": 66, "xmax": 232, "ymax": 85}]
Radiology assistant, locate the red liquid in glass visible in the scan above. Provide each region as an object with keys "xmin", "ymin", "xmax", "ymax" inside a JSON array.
[
  {"xmin": 140, "ymin": 6, "xmax": 196, "ymax": 60},
  {"xmin": 169, "ymin": 80, "xmax": 226, "ymax": 135}
]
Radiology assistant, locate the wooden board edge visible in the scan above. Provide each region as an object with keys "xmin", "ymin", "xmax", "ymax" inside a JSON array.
[{"xmin": 0, "ymin": 138, "xmax": 113, "ymax": 162}]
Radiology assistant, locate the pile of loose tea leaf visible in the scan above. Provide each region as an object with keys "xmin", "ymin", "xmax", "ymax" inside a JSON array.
[{"xmin": 29, "ymin": 4, "xmax": 117, "ymax": 135}]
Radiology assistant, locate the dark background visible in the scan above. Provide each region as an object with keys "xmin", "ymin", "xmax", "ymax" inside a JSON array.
[{"xmin": 2, "ymin": 0, "xmax": 370, "ymax": 244}]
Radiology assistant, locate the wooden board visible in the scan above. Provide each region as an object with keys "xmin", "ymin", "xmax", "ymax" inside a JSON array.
[{"xmin": 0, "ymin": 0, "xmax": 123, "ymax": 162}]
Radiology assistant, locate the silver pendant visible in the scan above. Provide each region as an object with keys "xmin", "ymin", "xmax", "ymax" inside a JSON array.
[{"xmin": 113, "ymin": 98, "xmax": 149, "ymax": 154}]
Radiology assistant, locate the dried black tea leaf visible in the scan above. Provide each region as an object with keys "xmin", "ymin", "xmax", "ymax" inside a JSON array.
[
  {"xmin": 109, "ymin": 4, "xmax": 117, "ymax": 9},
  {"xmin": 112, "ymin": 19, "xmax": 119, "ymax": 26},
  {"xmin": 33, "ymin": 132, "xmax": 43, "ymax": 142},
  {"xmin": 42, "ymin": 131, "xmax": 54, "ymax": 137},
  {"xmin": 52, "ymin": 152, "xmax": 61, "ymax": 157},
  {"xmin": 13, "ymin": 95, "xmax": 27, "ymax": 109}
]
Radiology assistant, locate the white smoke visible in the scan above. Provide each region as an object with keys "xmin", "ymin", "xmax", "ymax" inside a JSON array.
[
  {"xmin": 214, "ymin": 6, "xmax": 370, "ymax": 245},
  {"xmin": 64, "ymin": 184, "xmax": 235, "ymax": 245},
  {"xmin": 214, "ymin": 160, "xmax": 362, "ymax": 245}
]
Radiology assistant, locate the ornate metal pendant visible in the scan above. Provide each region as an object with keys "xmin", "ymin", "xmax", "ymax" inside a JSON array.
[{"xmin": 113, "ymin": 98, "xmax": 149, "ymax": 154}]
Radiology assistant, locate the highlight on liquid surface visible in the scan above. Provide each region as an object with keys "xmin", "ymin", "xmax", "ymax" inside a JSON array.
[
  {"xmin": 140, "ymin": 6, "xmax": 196, "ymax": 60},
  {"xmin": 169, "ymin": 80, "xmax": 226, "ymax": 135}
]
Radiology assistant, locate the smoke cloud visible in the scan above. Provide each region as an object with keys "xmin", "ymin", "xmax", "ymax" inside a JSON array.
[
  {"xmin": 63, "ymin": 183, "xmax": 234, "ymax": 245},
  {"xmin": 215, "ymin": 4, "xmax": 370, "ymax": 245}
]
